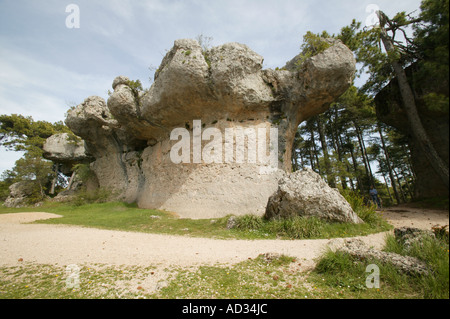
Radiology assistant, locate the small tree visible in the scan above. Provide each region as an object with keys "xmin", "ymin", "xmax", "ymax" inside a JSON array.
[{"xmin": 12, "ymin": 148, "xmax": 54, "ymax": 202}]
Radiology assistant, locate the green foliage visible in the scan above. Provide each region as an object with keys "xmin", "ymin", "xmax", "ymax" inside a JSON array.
[
  {"xmin": 340, "ymin": 189, "xmax": 379, "ymax": 225},
  {"xmin": 313, "ymin": 230, "xmax": 449, "ymax": 299},
  {"xmin": 0, "ymin": 114, "xmax": 71, "ymax": 153},
  {"xmin": 126, "ymin": 79, "xmax": 144, "ymax": 103},
  {"xmin": 383, "ymin": 232, "xmax": 449, "ymax": 299},
  {"xmin": 233, "ymin": 214, "xmax": 264, "ymax": 230},
  {"xmin": 72, "ymin": 163, "xmax": 93, "ymax": 183},
  {"xmin": 0, "ymin": 114, "xmax": 74, "ymax": 201},
  {"xmin": 70, "ymin": 187, "xmax": 113, "ymax": 206},
  {"xmin": 65, "ymin": 132, "xmax": 82, "ymax": 145},
  {"xmin": 423, "ymin": 92, "xmax": 449, "ymax": 113},
  {"xmin": 413, "ymin": 0, "xmax": 449, "ymax": 89},
  {"xmin": 5, "ymin": 151, "xmax": 55, "ymax": 203},
  {"xmin": 231, "ymin": 209, "xmax": 390, "ymax": 240},
  {"xmin": 295, "ymin": 31, "xmax": 332, "ymax": 68}
]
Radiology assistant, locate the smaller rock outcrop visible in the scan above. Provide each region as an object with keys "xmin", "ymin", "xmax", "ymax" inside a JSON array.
[
  {"xmin": 394, "ymin": 227, "xmax": 436, "ymax": 252},
  {"xmin": 334, "ymin": 237, "xmax": 430, "ymax": 276},
  {"xmin": 3, "ymin": 182, "xmax": 35, "ymax": 208},
  {"xmin": 265, "ymin": 168, "xmax": 363, "ymax": 224},
  {"xmin": 43, "ymin": 133, "xmax": 93, "ymax": 166}
]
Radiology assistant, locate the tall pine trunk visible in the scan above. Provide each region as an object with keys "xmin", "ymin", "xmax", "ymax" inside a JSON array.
[
  {"xmin": 378, "ymin": 11, "xmax": 449, "ymax": 189},
  {"xmin": 377, "ymin": 122, "xmax": 401, "ymax": 204},
  {"xmin": 317, "ymin": 116, "xmax": 335, "ymax": 187}
]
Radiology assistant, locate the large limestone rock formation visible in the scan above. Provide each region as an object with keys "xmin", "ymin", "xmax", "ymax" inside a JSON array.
[{"xmin": 65, "ymin": 38, "xmax": 355, "ymax": 218}]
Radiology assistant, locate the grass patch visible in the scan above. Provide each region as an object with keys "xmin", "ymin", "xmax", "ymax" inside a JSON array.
[
  {"xmin": 0, "ymin": 195, "xmax": 391, "ymax": 240},
  {"xmin": 156, "ymin": 254, "xmax": 315, "ymax": 299},
  {"xmin": 232, "ymin": 214, "xmax": 391, "ymax": 240},
  {"xmin": 383, "ymin": 232, "xmax": 449, "ymax": 299},
  {"xmin": 0, "ymin": 201, "xmax": 235, "ymax": 239},
  {"xmin": 230, "ymin": 190, "xmax": 392, "ymax": 240},
  {"xmin": 0, "ymin": 263, "xmax": 161, "ymax": 299},
  {"xmin": 309, "ymin": 230, "xmax": 449, "ymax": 299},
  {"xmin": 0, "ymin": 255, "xmax": 316, "ymax": 299}
]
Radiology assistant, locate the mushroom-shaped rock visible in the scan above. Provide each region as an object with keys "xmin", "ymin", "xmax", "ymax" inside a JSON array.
[
  {"xmin": 43, "ymin": 133, "xmax": 92, "ymax": 164},
  {"xmin": 65, "ymin": 38, "xmax": 356, "ymax": 218}
]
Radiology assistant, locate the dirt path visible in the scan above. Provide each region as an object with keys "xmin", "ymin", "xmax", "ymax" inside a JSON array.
[{"xmin": 0, "ymin": 206, "xmax": 448, "ymax": 271}]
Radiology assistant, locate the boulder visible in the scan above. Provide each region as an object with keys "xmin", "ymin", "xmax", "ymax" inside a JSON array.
[
  {"xmin": 65, "ymin": 38, "xmax": 356, "ymax": 218},
  {"xmin": 265, "ymin": 168, "xmax": 363, "ymax": 224},
  {"xmin": 3, "ymin": 182, "xmax": 35, "ymax": 208},
  {"xmin": 43, "ymin": 133, "xmax": 93, "ymax": 165}
]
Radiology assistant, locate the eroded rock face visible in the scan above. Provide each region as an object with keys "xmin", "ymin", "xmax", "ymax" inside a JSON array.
[
  {"xmin": 265, "ymin": 168, "xmax": 363, "ymax": 224},
  {"xmin": 65, "ymin": 38, "xmax": 356, "ymax": 218}
]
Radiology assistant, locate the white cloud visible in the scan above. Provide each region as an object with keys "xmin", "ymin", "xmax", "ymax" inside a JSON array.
[
  {"xmin": 0, "ymin": 43, "xmax": 112, "ymax": 123},
  {"xmin": 0, "ymin": 0, "xmax": 425, "ymax": 174}
]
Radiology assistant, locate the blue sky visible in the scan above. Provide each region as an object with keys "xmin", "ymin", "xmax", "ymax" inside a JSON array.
[{"xmin": 0, "ymin": 0, "xmax": 423, "ymax": 174}]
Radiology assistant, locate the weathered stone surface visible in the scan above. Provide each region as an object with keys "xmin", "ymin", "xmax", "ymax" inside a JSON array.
[
  {"xmin": 335, "ymin": 238, "xmax": 430, "ymax": 276},
  {"xmin": 65, "ymin": 38, "xmax": 356, "ymax": 218},
  {"xmin": 43, "ymin": 133, "xmax": 92, "ymax": 164},
  {"xmin": 394, "ymin": 227, "xmax": 436, "ymax": 252},
  {"xmin": 265, "ymin": 168, "xmax": 363, "ymax": 224}
]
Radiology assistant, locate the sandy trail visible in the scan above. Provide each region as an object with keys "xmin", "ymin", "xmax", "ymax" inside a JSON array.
[{"xmin": 0, "ymin": 205, "xmax": 448, "ymax": 270}]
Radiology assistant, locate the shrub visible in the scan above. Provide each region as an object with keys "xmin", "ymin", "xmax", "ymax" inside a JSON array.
[
  {"xmin": 266, "ymin": 216, "xmax": 324, "ymax": 239},
  {"xmin": 295, "ymin": 31, "xmax": 333, "ymax": 68},
  {"xmin": 71, "ymin": 187, "xmax": 112, "ymax": 206},
  {"xmin": 234, "ymin": 214, "xmax": 263, "ymax": 230},
  {"xmin": 340, "ymin": 189, "xmax": 380, "ymax": 225}
]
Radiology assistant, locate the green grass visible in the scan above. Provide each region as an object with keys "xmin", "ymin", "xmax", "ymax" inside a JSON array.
[
  {"xmin": 230, "ymin": 193, "xmax": 393, "ymax": 240},
  {"xmin": 0, "ymin": 201, "xmax": 236, "ymax": 239},
  {"xmin": 384, "ymin": 232, "xmax": 449, "ymax": 299},
  {"xmin": 0, "ymin": 255, "xmax": 316, "ymax": 299},
  {"xmin": 0, "ymin": 199, "xmax": 391, "ymax": 240},
  {"xmin": 0, "ymin": 263, "xmax": 160, "ymax": 299},
  {"xmin": 157, "ymin": 254, "xmax": 314, "ymax": 299},
  {"xmin": 309, "ymin": 231, "xmax": 449, "ymax": 299}
]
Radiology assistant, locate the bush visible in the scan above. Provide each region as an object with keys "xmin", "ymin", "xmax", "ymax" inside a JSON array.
[
  {"xmin": 233, "ymin": 214, "xmax": 263, "ymax": 230},
  {"xmin": 295, "ymin": 31, "xmax": 332, "ymax": 68},
  {"xmin": 340, "ymin": 189, "xmax": 380, "ymax": 225},
  {"xmin": 71, "ymin": 187, "xmax": 112, "ymax": 206},
  {"xmin": 266, "ymin": 216, "xmax": 324, "ymax": 239}
]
